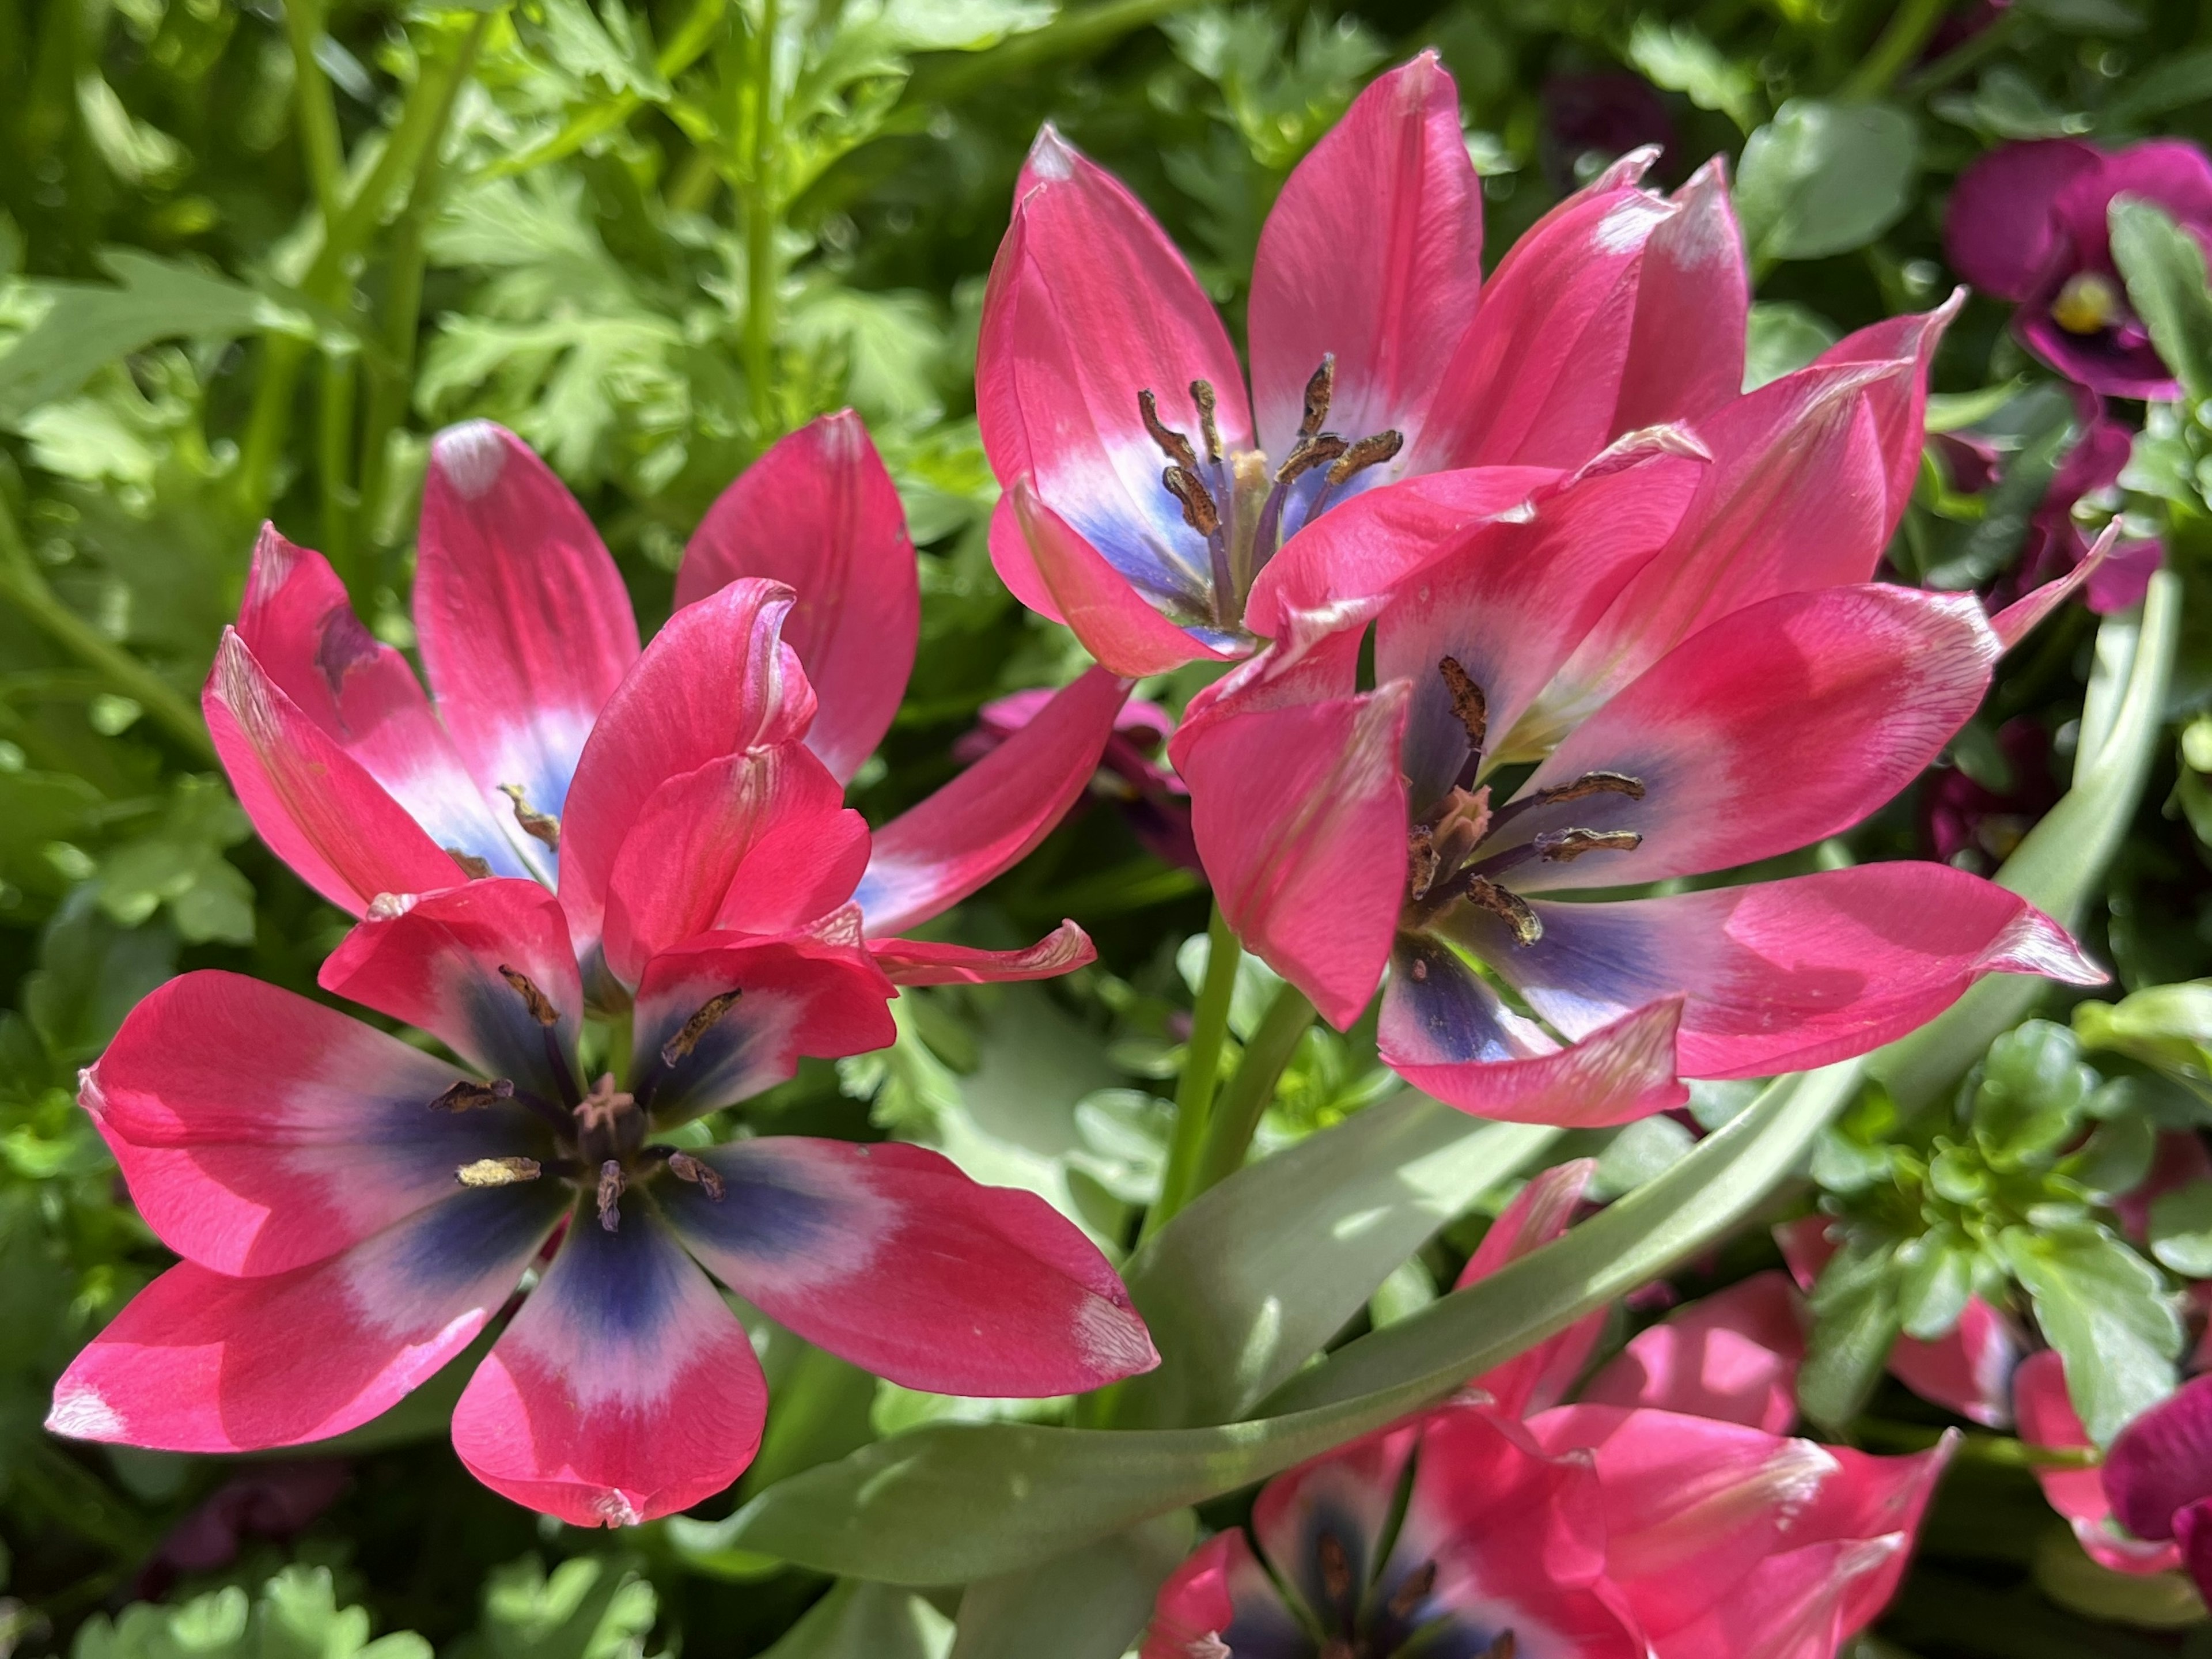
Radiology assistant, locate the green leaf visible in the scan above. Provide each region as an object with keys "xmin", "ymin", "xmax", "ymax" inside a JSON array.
[
  {"xmin": 2104, "ymin": 46, "xmax": 2212, "ymax": 124},
  {"xmin": 1736, "ymin": 101, "xmax": 1918, "ymax": 262},
  {"xmin": 2005, "ymin": 1225, "xmax": 2181, "ymax": 1444},
  {"xmin": 1625, "ymin": 17, "xmax": 1762, "ymax": 131},
  {"xmin": 1113, "ymin": 1093, "xmax": 1555, "ymax": 1429},
  {"xmin": 2075, "ymin": 982, "xmax": 2212, "ymax": 1101},
  {"xmin": 2111, "ymin": 197, "xmax": 2212, "ymax": 408},
  {"xmin": 71, "ymin": 1566, "xmax": 430, "ymax": 1659},
  {"xmin": 2147, "ymin": 1181, "xmax": 2212, "ymax": 1277},
  {"xmin": 1743, "ymin": 302, "xmax": 1840, "ymax": 391},
  {"xmin": 450, "ymin": 1556, "xmax": 658, "ymax": 1659},
  {"xmin": 949, "ymin": 1513, "xmax": 1195, "ymax": 1659},
  {"xmin": 1897, "ymin": 1227, "xmax": 1976, "ymax": 1340},
  {"xmin": 1967, "ymin": 1020, "xmax": 2100, "ymax": 1165},
  {"xmin": 1800, "ymin": 1236, "xmax": 1905, "ymax": 1431},
  {"xmin": 758, "ymin": 1581, "xmax": 950, "ymax": 1659}
]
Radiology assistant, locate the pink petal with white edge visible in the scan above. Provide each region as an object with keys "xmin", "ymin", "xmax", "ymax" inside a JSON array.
[
  {"xmin": 869, "ymin": 921, "xmax": 1095, "ymax": 986},
  {"xmin": 1455, "ymin": 1158, "xmax": 1605, "ymax": 1416},
  {"xmin": 1608, "ymin": 159, "xmax": 1749, "ymax": 435},
  {"xmin": 558, "ymin": 578, "xmax": 815, "ymax": 957},
  {"xmin": 1381, "ymin": 938, "xmax": 1687, "ymax": 1126},
  {"xmin": 236, "ymin": 526, "xmax": 531, "ymax": 879},
  {"xmin": 1816, "ymin": 293, "xmax": 1961, "ymax": 540},
  {"xmin": 1644, "ymin": 1534, "xmax": 1909, "ymax": 1659},
  {"xmin": 1991, "ymin": 522, "xmax": 2122, "ymax": 651},
  {"xmin": 319, "ymin": 878, "xmax": 584, "ymax": 1101},
  {"xmin": 46, "ymin": 1183, "xmax": 566, "ymax": 1452},
  {"xmin": 452, "ymin": 1202, "xmax": 766, "ymax": 1526},
  {"xmin": 414, "ymin": 423, "xmax": 640, "ymax": 837},
  {"xmin": 1248, "ymin": 51, "xmax": 1483, "ymax": 461},
  {"xmin": 677, "ymin": 411, "xmax": 918, "ymax": 783},
  {"xmin": 1580, "ymin": 1271, "xmax": 1805, "ymax": 1433},
  {"xmin": 856, "ymin": 665, "xmax": 1130, "ymax": 937},
  {"xmin": 1505, "ymin": 586, "xmax": 2002, "ymax": 893},
  {"xmin": 660, "ymin": 1137, "xmax": 1157, "ymax": 1396},
  {"xmin": 204, "ymin": 630, "xmax": 464, "ymax": 915},
  {"xmin": 84, "ymin": 970, "xmax": 543, "ymax": 1277},
  {"xmin": 1457, "ymin": 863, "xmax": 2100, "ymax": 1082},
  {"xmin": 2104, "ymin": 1372, "xmax": 2212, "ymax": 1543},
  {"xmin": 2015, "ymin": 1350, "xmax": 2182, "ymax": 1573}
]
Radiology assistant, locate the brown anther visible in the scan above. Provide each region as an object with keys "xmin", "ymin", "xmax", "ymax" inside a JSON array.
[
  {"xmin": 661, "ymin": 990, "xmax": 743, "ymax": 1067},
  {"xmin": 1138, "ymin": 389, "xmax": 1200, "ymax": 471},
  {"xmin": 1317, "ymin": 1530, "xmax": 1353, "ymax": 1601},
  {"xmin": 1530, "ymin": 771, "xmax": 1646, "ymax": 806},
  {"xmin": 1162, "ymin": 465, "xmax": 1222, "ymax": 536},
  {"xmin": 1325, "ymin": 429, "xmax": 1403, "ymax": 487},
  {"xmin": 667, "ymin": 1151, "xmax": 726, "ymax": 1200},
  {"xmin": 499, "ymin": 783, "xmax": 562, "ymax": 851},
  {"xmin": 1274, "ymin": 434, "xmax": 1348, "ymax": 487},
  {"xmin": 574, "ymin": 1073, "xmax": 635, "ymax": 1137},
  {"xmin": 597, "ymin": 1159, "xmax": 625, "ymax": 1232},
  {"xmin": 456, "ymin": 1156, "xmax": 540, "ymax": 1188},
  {"xmin": 1437, "ymin": 657, "xmax": 1488, "ymax": 754},
  {"xmin": 1300, "ymin": 355, "xmax": 1336, "ymax": 437},
  {"xmin": 445, "ymin": 846, "xmax": 493, "ymax": 880},
  {"xmin": 1388, "ymin": 1558, "xmax": 1438, "ymax": 1619},
  {"xmin": 1190, "ymin": 378, "xmax": 1222, "ymax": 463},
  {"xmin": 1463, "ymin": 877, "xmax": 1543, "ymax": 946},
  {"xmin": 1407, "ymin": 823, "xmax": 1441, "ymax": 903},
  {"xmin": 430, "ymin": 1078, "xmax": 516, "ymax": 1113},
  {"xmin": 1536, "ymin": 827, "xmax": 1643, "ymax": 862},
  {"xmin": 499, "ymin": 964, "xmax": 561, "ymax": 1027},
  {"xmin": 1482, "ymin": 1630, "xmax": 1518, "ymax": 1659}
]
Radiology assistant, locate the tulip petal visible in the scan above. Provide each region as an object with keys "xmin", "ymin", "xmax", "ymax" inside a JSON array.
[
  {"xmin": 1249, "ymin": 1418, "xmax": 1422, "ymax": 1630},
  {"xmin": 451, "ymin": 1201, "xmax": 766, "ymax": 1526},
  {"xmin": 1991, "ymin": 522, "xmax": 2120, "ymax": 651},
  {"xmin": 1943, "ymin": 139, "xmax": 2103, "ymax": 300},
  {"xmin": 1506, "ymin": 586, "xmax": 2001, "ymax": 892},
  {"xmin": 1886, "ymin": 1297, "xmax": 2024, "ymax": 1430},
  {"xmin": 1815, "ymin": 292, "xmax": 1960, "ymax": 541},
  {"xmin": 1609, "ymin": 159, "xmax": 1750, "ymax": 433},
  {"xmin": 2016, "ymin": 1350, "xmax": 2182, "ymax": 1572},
  {"xmin": 855, "ymin": 665, "xmax": 1129, "ymax": 937},
  {"xmin": 2105, "ymin": 1373, "xmax": 2212, "ymax": 1543},
  {"xmin": 868, "ymin": 921, "xmax": 1096, "ymax": 986},
  {"xmin": 46, "ymin": 1183, "xmax": 565, "ymax": 1452},
  {"xmin": 1141, "ymin": 1529, "xmax": 1300, "ymax": 1659},
  {"xmin": 1455, "ymin": 1158, "xmax": 1606, "ymax": 1416},
  {"xmin": 1248, "ymin": 51, "xmax": 1483, "ymax": 462},
  {"xmin": 1580, "ymin": 1272, "xmax": 1805, "ymax": 1433},
  {"xmin": 1380, "ymin": 937, "xmax": 1687, "ymax": 1126},
  {"xmin": 677, "ymin": 411, "xmax": 919, "ymax": 783},
  {"xmin": 415, "ymin": 422, "xmax": 641, "ymax": 835},
  {"xmin": 660, "ymin": 1137, "xmax": 1157, "ymax": 1395},
  {"xmin": 204, "ymin": 630, "xmax": 465, "ymax": 916},
  {"xmin": 319, "ymin": 879, "xmax": 585, "ymax": 1101}
]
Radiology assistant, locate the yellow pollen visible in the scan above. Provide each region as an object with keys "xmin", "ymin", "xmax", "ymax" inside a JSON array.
[{"xmin": 2051, "ymin": 271, "xmax": 2122, "ymax": 335}]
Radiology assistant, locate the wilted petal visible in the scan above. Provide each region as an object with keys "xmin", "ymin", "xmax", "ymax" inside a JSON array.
[{"xmin": 869, "ymin": 921, "xmax": 1095, "ymax": 986}]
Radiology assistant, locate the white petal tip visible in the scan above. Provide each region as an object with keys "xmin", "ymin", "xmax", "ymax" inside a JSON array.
[
  {"xmin": 431, "ymin": 421, "xmax": 512, "ymax": 500},
  {"xmin": 47, "ymin": 1385, "xmax": 125, "ymax": 1441}
]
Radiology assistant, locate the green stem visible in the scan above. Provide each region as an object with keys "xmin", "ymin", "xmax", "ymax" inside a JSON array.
[
  {"xmin": 1194, "ymin": 978, "xmax": 1317, "ymax": 1195},
  {"xmin": 0, "ymin": 492, "xmax": 215, "ymax": 764},
  {"xmin": 356, "ymin": 118, "xmax": 453, "ymax": 569},
  {"xmin": 282, "ymin": 0, "xmax": 347, "ymax": 223},
  {"xmin": 1842, "ymin": 0, "xmax": 1950, "ymax": 99},
  {"xmin": 741, "ymin": 0, "xmax": 781, "ymax": 436},
  {"xmin": 1144, "ymin": 904, "xmax": 1240, "ymax": 1241},
  {"xmin": 1896, "ymin": 6, "xmax": 2022, "ymax": 97},
  {"xmin": 317, "ymin": 350, "xmax": 357, "ymax": 581}
]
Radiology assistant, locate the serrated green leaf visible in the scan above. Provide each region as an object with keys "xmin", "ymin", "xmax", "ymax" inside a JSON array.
[
  {"xmin": 1625, "ymin": 17, "xmax": 1761, "ymax": 131},
  {"xmin": 452, "ymin": 1556, "xmax": 657, "ymax": 1659},
  {"xmin": 1968, "ymin": 1020, "xmax": 2099, "ymax": 1165},
  {"xmin": 71, "ymin": 1567, "xmax": 430, "ymax": 1659},
  {"xmin": 1800, "ymin": 1236, "xmax": 1905, "ymax": 1431},
  {"xmin": 1897, "ymin": 1229, "xmax": 1975, "ymax": 1340},
  {"xmin": 2006, "ymin": 1225, "xmax": 2180, "ymax": 1444},
  {"xmin": 2111, "ymin": 197, "xmax": 2212, "ymax": 408},
  {"xmin": 1737, "ymin": 101, "xmax": 1918, "ymax": 262},
  {"xmin": 2148, "ymin": 1181, "xmax": 2212, "ymax": 1277}
]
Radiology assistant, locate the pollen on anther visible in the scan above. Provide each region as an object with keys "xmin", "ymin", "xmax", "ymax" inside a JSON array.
[
  {"xmin": 456, "ymin": 1156, "xmax": 541, "ymax": 1187},
  {"xmin": 597, "ymin": 1160, "xmax": 626, "ymax": 1232},
  {"xmin": 499, "ymin": 784, "xmax": 562, "ymax": 851},
  {"xmin": 499, "ymin": 965, "xmax": 562, "ymax": 1026},
  {"xmin": 668, "ymin": 1151, "xmax": 726, "ymax": 1200},
  {"xmin": 661, "ymin": 990, "xmax": 742, "ymax": 1066},
  {"xmin": 430, "ymin": 1078, "xmax": 516, "ymax": 1112}
]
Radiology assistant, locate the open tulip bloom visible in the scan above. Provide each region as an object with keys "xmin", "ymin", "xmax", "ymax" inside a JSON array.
[{"xmin": 45, "ymin": 414, "xmax": 1160, "ymax": 1524}]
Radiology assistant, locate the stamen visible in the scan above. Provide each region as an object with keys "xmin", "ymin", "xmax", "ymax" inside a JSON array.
[
  {"xmin": 597, "ymin": 1159, "xmax": 625, "ymax": 1232},
  {"xmin": 1325, "ymin": 429, "xmax": 1402, "ymax": 487},
  {"xmin": 1388, "ymin": 1558, "xmax": 1438, "ymax": 1619},
  {"xmin": 1529, "ymin": 771, "xmax": 1646, "ymax": 806},
  {"xmin": 1535, "ymin": 827, "xmax": 1643, "ymax": 862},
  {"xmin": 1162, "ymin": 465, "xmax": 1222, "ymax": 536},
  {"xmin": 445, "ymin": 846, "xmax": 493, "ymax": 880},
  {"xmin": 661, "ymin": 990, "xmax": 742, "ymax": 1066},
  {"xmin": 1463, "ymin": 877, "xmax": 1542, "ymax": 946},
  {"xmin": 456, "ymin": 1156, "xmax": 540, "ymax": 1187},
  {"xmin": 499, "ymin": 965, "xmax": 561, "ymax": 1027},
  {"xmin": 1300, "ymin": 355, "xmax": 1336, "ymax": 438},
  {"xmin": 1437, "ymin": 657, "xmax": 1488, "ymax": 755},
  {"xmin": 667, "ymin": 1151, "xmax": 726, "ymax": 1200},
  {"xmin": 1317, "ymin": 1530, "xmax": 1353, "ymax": 1601},
  {"xmin": 1190, "ymin": 379, "xmax": 1221, "ymax": 463},
  {"xmin": 1137, "ymin": 389, "xmax": 1200, "ymax": 471},
  {"xmin": 1482, "ymin": 1631, "xmax": 1517, "ymax": 1659},
  {"xmin": 1273, "ymin": 433, "xmax": 1347, "ymax": 487},
  {"xmin": 499, "ymin": 783, "xmax": 562, "ymax": 851},
  {"xmin": 1407, "ymin": 824, "xmax": 1441, "ymax": 903},
  {"xmin": 430, "ymin": 1078, "xmax": 516, "ymax": 1112}
]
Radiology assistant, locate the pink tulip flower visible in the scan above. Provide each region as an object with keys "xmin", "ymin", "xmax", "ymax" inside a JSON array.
[
  {"xmin": 977, "ymin": 51, "xmax": 1755, "ymax": 674},
  {"xmin": 1945, "ymin": 138, "xmax": 2212, "ymax": 399},
  {"xmin": 45, "ymin": 415, "xmax": 1160, "ymax": 1525}
]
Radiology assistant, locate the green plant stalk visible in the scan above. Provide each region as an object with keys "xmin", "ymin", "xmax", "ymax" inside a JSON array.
[
  {"xmin": 1842, "ymin": 0, "xmax": 1950, "ymax": 98},
  {"xmin": 0, "ymin": 494, "xmax": 215, "ymax": 765},
  {"xmin": 1144, "ymin": 904, "xmax": 1241, "ymax": 1242},
  {"xmin": 740, "ymin": 0, "xmax": 782, "ymax": 436},
  {"xmin": 1194, "ymin": 979, "xmax": 1318, "ymax": 1195},
  {"xmin": 282, "ymin": 0, "xmax": 347, "ymax": 224},
  {"xmin": 317, "ymin": 350, "xmax": 357, "ymax": 579},
  {"xmin": 356, "ymin": 130, "xmax": 453, "ymax": 569},
  {"xmin": 1896, "ymin": 5, "xmax": 2022, "ymax": 97}
]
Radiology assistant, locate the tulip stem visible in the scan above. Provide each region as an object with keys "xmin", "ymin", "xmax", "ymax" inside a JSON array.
[
  {"xmin": 1192, "ymin": 977, "xmax": 1317, "ymax": 1196},
  {"xmin": 1144, "ymin": 903, "xmax": 1240, "ymax": 1241},
  {"xmin": 1841, "ymin": 0, "xmax": 1950, "ymax": 99}
]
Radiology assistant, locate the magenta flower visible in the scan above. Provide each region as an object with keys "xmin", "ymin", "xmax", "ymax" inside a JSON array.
[
  {"xmin": 2016, "ymin": 1352, "xmax": 2185, "ymax": 1574},
  {"xmin": 44, "ymin": 415, "xmax": 1159, "ymax": 1525},
  {"xmin": 2099, "ymin": 1372, "xmax": 2212, "ymax": 1592},
  {"xmin": 1945, "ymin": 138, "xmax": 2212, "ymax": 399},
  {"xmin": 977, "ymin": 51, "xmax": 1755, "ymax": 673}
]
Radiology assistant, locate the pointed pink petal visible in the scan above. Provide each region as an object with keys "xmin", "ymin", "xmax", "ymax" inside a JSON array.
[
  {"xmin": 1509, "ymin": 586, "xmax": 2001, "ymax": 893},
  {"xmin": 869, "ymin": 921, "xmax": 1095, "ymax": 986},
  {"xmin": 557, "ymin": 577, "xmax": 815, "ymax": 958},
  {"xmin": 46, "ymin": 1185, "xmax": 565, "ymax": 1451},
  {"xmin": 660, "ymin": 1136, "xmax": 1157, "ymax": 1395},
  {"xmin": 1248, "ymin": 51, "xmax": 1483, "ymax": 460},
  {"xmin": 1991, "ymin": 522, "xmax": 2121, "ymax": 650},
  {"xmin": 1465, "ymin": 865, "xmax": 2100, "ymax": 1081},
  {"xmin": 677, "ymin": 411, "xmax": 918, "ymax": 783},
  {"xmin": 1944, "ymin": 139, "xmax": 2104, "ymax": 301},
  {"xmin": 1380, "ymin": 942, "xmax": 1687, "ymax": 1126},
  {"xmin": 1580, "ymin": 1272, "xmax": 1806, "ymax": 1433},
  {"xmin": 203, "ymin": 630, "xmax": 464, "ymax": 915},
  {"xmin": 236, "ymin": 526, "xmax": 532, "ymax": 878},
  {"xmin": 1455, "ymin": 1158, "xmax": 1607, "ymax": 1416},
  {"xmin": 1142, "ymin": 1530, "xmax": 1294, "ymax": 1659},
  {"xmin": 979, "ymin": 128, "xmax": 1252, "ymax": 631},
  {"xmin": 1608, "ymin": 159, "xmax": 1749, "ymax": 433},
  {"xmin": 318, "ymin": 878, "xmax": 584, "ymax": 1099},
  {"xmin": 414, "ymin": 422, "xmax": 640, "ymax": 824},
  {"xmin": 82, "ymin": 971, "xmax": 537, "ymax": 1277},
  {"xmin": 630, "ymin": 921, "xmax": 896, "ymax": 1124},
  {"xmin": 599, "ymin": 744, "xmax": 862, "ymax": 988},
  {"xmin": 451, "ymin": 1205, "xmax": 766, "ymax": 1526},
  {"xmin": 1645, "ymin": 1535, "xmax": 1908, "ymax": 1659},
  {"xmin": 2104, "ymin": 1373, "xmax": 2212, "ymax": 1543},
  {"xmin": 1888, "ymin": 1297, "xmax": 2024, "ymax": 1430},
  {"xmin": 856, "ymin": 665, "xmax": 1130, "ymax": 936},
  {"xmin": 1816, "ymin": 291, "xmax": 1961, "ymax": 540},
  {"xmin": 2015, "ymin": 1349, "xmax": 2182, "ymax": 1571}
]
